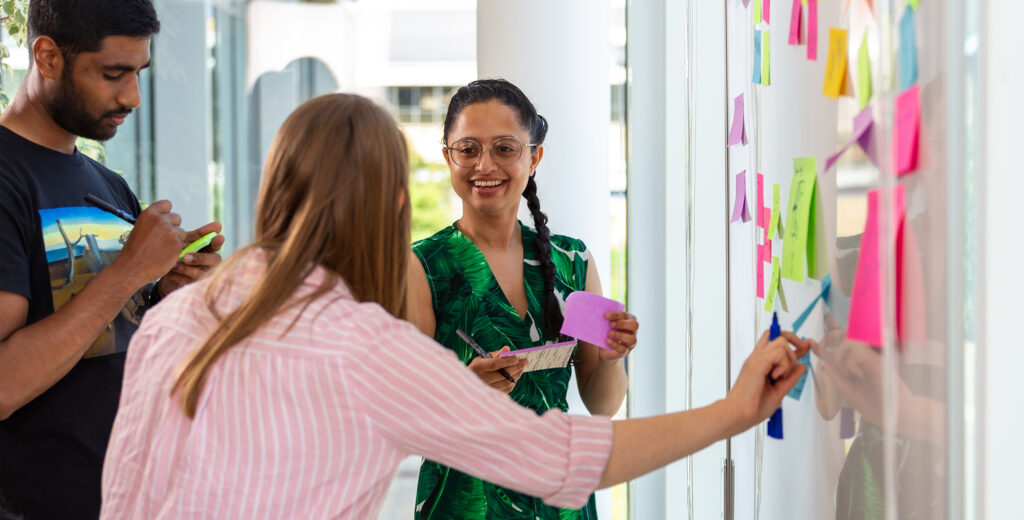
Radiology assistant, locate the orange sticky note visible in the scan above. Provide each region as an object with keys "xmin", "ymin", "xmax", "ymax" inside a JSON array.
[
  {"xmin": 823, "ymin": 28, "xmax": 848, "ymax": 98},
  {"xmin": 893, "ymin": 84, "xmax": 922, "ymax": 175}
]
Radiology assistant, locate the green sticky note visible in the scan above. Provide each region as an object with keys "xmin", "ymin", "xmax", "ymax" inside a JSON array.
[
  {"xmin": 754, "ymin": 0, "xmax": 763, "ymax": 24},
  {"xmin": 908, "ymin": 0, "xmax": 920, "ymax": 9},
  {"xmin": 768, "ymin": 184, "xmax": 781, "ymax": 239},
  {"xmin": 806, "ymin": 180, "xmax": 828, "ymax": 279},
  {"xmin": 764, "ymin": 256, "xmax": 781, "ymax": 312},
  {"xmin": 857, "ymin": 34, "xmax": 872, "ymax": 110},
  {"xmin": 781, "ymin": 158, "xmax": 817, "ymax": 283},
  {"xmin": 180, "ymin": 231, "xmax": 219, "ymax": 260},
  {"xmin": 762, "ymin": 31, "xmax": 771, "ymax": 86}
]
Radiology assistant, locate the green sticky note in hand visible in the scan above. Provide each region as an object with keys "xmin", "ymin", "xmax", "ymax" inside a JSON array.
[{"xmin": 180, "ymin": 231, "xmax": 219, "ymax": 260}]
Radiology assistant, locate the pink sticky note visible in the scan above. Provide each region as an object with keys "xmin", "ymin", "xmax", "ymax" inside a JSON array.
[
  {"xmin": 730, "ymin": 171, "xmax": 752, "ymax": 223},
  {"xmin": 847, "ymin": 185, "xmax": 906, "ymax": 347},
  {"xmin": 807, "ymin": 0, "xmax": 818, "ymax": 60},
  {"xmin": 560, "ymin": 292, "xmax": 625, "ymax": 350},
  {"xmin": 757, "ymin": 242, "xmax": 767, "ymax": 298},
  {"xmin": 756, "ymin": 173, "xmax": 765, "ymax": 227},
  {"xmin": 763, "ymin": 207, "xmax": 771, "ymax": 241},
  {"xmin": 728, "ymin": 94, "xmax": 748, "ymax": 146},
  {"xmin": 763, "ymin": 0, "xmax": 771, "ymax": 23},
  {"xmin": 893, "ymin": 84, "xmax": 921, "ymax": 175},
  {"xmin": 789, "ymin": 0, "xmax": 802, "ymax": 45},
  {"xmin": 764, "ymin": 236, "xmax": 772, "ymax": 261}
]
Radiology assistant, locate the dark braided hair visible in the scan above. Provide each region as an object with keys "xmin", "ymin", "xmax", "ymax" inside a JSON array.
[{"xmin": 442, "ymin": 79, "xmax": 564, "ymax": 340}]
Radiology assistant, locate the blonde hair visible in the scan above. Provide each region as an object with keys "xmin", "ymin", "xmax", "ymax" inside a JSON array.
[{"xmin": 173, "ymin": 93, "xmax": 410, "ymax": 418}]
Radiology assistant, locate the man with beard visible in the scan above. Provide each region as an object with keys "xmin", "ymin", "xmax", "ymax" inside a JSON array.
[{"xmin": 0, "ymin": 1, "xmax": 224, "ymax": 517}]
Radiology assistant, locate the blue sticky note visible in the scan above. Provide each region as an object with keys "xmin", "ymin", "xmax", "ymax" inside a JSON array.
[
  {"xmin": 899, "ymin": 6, "xmax": 918, "ymax": 90},
  {"xmin": 753, "ymin": 30, "xmax": 763, "ymax": 84},
  {"xmin": 792, "ymin": 274, "xmax": 832, "ymax": 334},
  {"xmin": 786, "ymin": 353, "xmax": 813, "ymax": 400}
]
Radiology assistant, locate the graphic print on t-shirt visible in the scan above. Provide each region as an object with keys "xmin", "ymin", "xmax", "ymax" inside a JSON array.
[{"xmin": 39, "ymin": 206, "xmax": 146, "ymax": 358}]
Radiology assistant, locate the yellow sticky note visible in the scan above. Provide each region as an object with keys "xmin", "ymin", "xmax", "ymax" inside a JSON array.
[
  {"xmin": 754, "ymin": 0, "xmax": 763, "ymax": 24},
  {"xmin": 823, "ymin": 28, "xmax": 849, "ymax": 99},
  {"xmin": 782, "ymin": 157, "xmax": 817, "ymax": 283},
  {"xmin": 764, "ymin": 256, "xmax": 781, "ymax": 312},
  {"xmin": 762, "ymin": 31, "xmax": 771, "ymax": 86},
  {"xmin": 908, "ymin": 0, "xmax": 920, "ymax": 9},
  {"xmin": 857, "ymin": 34, "xmax": 872, "ymax": 109},
  {"xmin": 768, "ymin": 183, "xmax": 781, "ymax": 240},
  {"xmin": 806, "ymin": 178, "xmax": 827, "ymax": 280}
]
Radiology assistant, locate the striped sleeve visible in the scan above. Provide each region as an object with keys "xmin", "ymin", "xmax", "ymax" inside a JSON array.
[{"xmin": 344, "ymin": 315, "xmax": 613, "ymax": 509}]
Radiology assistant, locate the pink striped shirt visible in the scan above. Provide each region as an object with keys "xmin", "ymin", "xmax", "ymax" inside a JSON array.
[{"xmin": 100, "ymin": 250, "xmax": 612, "ymax": 519}]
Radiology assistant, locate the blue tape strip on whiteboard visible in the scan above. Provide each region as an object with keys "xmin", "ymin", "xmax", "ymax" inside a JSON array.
[{"xmin": 792, "ymin": 274, "xmax": 832, "ymax": 334}]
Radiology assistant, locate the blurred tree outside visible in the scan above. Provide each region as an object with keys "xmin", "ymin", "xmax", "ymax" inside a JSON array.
[{"xmin": 409, "ymin": 146, "xmax": 456, "ymax": 242}]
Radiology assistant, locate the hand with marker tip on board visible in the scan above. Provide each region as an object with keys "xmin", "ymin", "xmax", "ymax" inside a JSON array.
[
  {"xmin": 155, "ymin": 221, "xmax": 226, "ymax": 297},
  {"xmin": 724, "ymin": 329, "xmax": 812, "ymax": 428}
]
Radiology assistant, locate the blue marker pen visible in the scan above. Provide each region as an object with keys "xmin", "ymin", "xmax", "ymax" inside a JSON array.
[{"xmin": 767, "ymin": 312, "xmax": 784, "ymax": 439}]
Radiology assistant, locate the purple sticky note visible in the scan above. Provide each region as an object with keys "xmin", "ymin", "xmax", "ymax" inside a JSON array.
[
  {"xmin": 560, "ymin": 291, "xmax": 625, "ymax": 350},
  {"xmin": 728, "ymin": 94, "xmax": 748, "ymax": 146},
  {"xmin": 730, "ymin": 171, "xmax": 751, "ymax": 223},
  {"xmin": 825, "ymin": 106, "xmax": 877, "ymax": 171}
]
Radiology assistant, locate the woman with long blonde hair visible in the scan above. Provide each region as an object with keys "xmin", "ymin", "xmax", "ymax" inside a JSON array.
[{"xmin": 100, "ymin": 93, "xmax": 810, "ymax": 519}]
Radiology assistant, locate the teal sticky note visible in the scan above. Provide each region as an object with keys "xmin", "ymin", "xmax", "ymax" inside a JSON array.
[
  {"xmin": 786, "ymin": 353, "xmax": 812, "ymax": 400},
  {"xmin": 753, "ymin": 30, "xmax": 763, "ymax": 84},
  {"xmin": 899, "ymin": 6, "xmax": 918, "ymax": 90}
]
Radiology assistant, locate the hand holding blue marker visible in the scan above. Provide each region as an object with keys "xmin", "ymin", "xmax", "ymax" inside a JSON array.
[
  {"xmin": 766, "ymin": 312, "xmax": 784, "ymax": 439},
  {"xmin": 767, "ymin": 312, "xmax": 782, "ymax": 385}
]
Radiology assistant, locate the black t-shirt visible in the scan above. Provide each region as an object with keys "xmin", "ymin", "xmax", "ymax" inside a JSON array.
[{"xmin": 0, "ymin": 125, "xmax": 147, "ymax": 519}]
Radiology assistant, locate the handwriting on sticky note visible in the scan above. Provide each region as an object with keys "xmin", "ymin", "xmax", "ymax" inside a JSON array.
[
  {"xmin": 857, "ymin": 34, "xmax": 872, "ymax": 110},
  {"xmin": 753, "ymin": 31, "xmax": 763, "ymax": 84},
  {"xmin": 560, "ymin": 291, "xmax": 624, "ymax": 350},
  {"xmin": 499, "ymin": 340, "xmax": 577, "ymax": 372},
  {"xmin": 899, "ymin": 6, "xmax": 918, "ymax": 90},
  {"xmin": 807, "ymin": 0, "xmax": 818, "ymax": 59},
  {"xmin": 762, "ymin": 31, "xmax": 771, "ymax": 86},
  {"xmin": 728, "ymin": 94, "xmax": 747, "ymax": 146},
  {"xmin": 823, "ymin": 28, "xmax": 848, "ymax": 98},
  {"xmin": 764, "ymin": 256, "xmax": 781, "ymax": 312},
  {"xmin": 731, "ymin": 171, "xmax": 752, "ymax": 223},
  {"xmin": 893, "ymin": 84, "xmax": 921, "ymax": 175},
  {"xmin": 782, "ymin": 158, "xmax": 817, "ymax": 283},
  {"xmin": 768, "ymin": 183, "xmax": 781, "ymax": 239}
]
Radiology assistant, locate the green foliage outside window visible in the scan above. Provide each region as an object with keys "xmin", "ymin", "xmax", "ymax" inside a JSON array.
[
  {"xmin": 0, "ymin": 0, "xmax": 29, "ymax": 111},
  {"xmin": 409, "ymin": 148, "xmax": 456, "ymax": 242}
]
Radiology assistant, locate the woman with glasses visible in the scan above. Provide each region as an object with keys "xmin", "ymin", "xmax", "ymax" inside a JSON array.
[
  {"xmin": 99, "ymin": 93, "xmax": 810, "ymax": 519},
  {"xmin": 407, "ymin": 79, "xmax": 638, "ymax": 519}
]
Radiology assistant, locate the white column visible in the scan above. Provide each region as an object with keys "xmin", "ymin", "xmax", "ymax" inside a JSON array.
[
  {"xmin": 477, "ymin": 0, "xmax": 611, "ymax": 298},
  {"xmin": 982, "ymin": 0, "xmax": 1024, "ymax": 518}
]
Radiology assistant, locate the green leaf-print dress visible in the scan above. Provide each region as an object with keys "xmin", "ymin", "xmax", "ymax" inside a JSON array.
[{"xmin": 412, "ymin": 221, "xmax": 596, "ymax": 520}]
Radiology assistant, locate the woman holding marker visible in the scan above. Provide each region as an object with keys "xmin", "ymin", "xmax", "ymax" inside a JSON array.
[
  {"xmin": 100, "ymin": 93, "xmax": 811, "ymax": 519},
  {"xmin": 406, "ymin": 79, "xmax": 638, "ymax": 519}
]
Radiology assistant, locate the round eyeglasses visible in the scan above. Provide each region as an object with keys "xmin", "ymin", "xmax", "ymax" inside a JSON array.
[{"xmin": 443, "ymin": 137, "xmax": 538, "ymax": 168}]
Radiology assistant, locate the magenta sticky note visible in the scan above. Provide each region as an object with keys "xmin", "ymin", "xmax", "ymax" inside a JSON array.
[
  {"xmin": 764, "ymin": 236, "xmax": 772, "ymax": 261},
  {"xmin": 757, "ymin": 243, "xmax": 766, "ymax": 298},
  {"xmin": 788, "ymin": 0, "xmax": 802, "ymax": 45},
  {"xmin": 807, "ymin": 0, "xmax": 818, "ymax": 60},
  {"xmin": 728, "ymin": 94, "xmax": 747, "ymax": 146},
  {"xmin": 560, "ymin": 291, "xmax": 625, "ymax": 350},
  {"xmin": 847, "ymin": 185, "xmax": 906, "ymax": 347},
  {"xmin": 763, "ymin": 207, "xmax": 771, "ymax": 241},
  {"xmin": 730, "ymin": 171, "xmax": 751, "ymax": 223},
  {"xmin": 756, "ymin": 173, "xmax": 765, "ymax": 228},
  {"xmin": 763, "ymin": 0, "xmax": 771, "ymax": 23},
  {"xmin": 893, "ymin": 84, "xmax": 921, "ymax": 175}
]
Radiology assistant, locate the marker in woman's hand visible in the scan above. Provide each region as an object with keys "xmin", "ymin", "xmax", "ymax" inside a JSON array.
[{"xmin": 767, "ymin": 312, "xmax": 781, "ymax": 385}]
